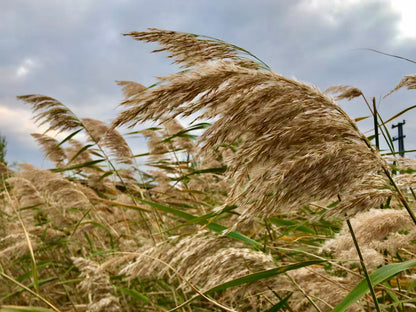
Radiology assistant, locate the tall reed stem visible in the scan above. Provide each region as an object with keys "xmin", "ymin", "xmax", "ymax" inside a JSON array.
[
  {"xmin": 372, "ymin": 97, "xmax": 380, "ymax": 150},
  {"xmin": 346, "ymin": 216, "xmax": 381, "ymax": 312},
  {"xmin": 382, "ymin": 166, "xmax": 416, "ymax": 226}
]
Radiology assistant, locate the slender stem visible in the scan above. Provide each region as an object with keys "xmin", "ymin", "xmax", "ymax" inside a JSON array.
[
  {"xmin": 351, "ymin": 102, "xmax": 416, "ymax": 226},
  {"xmin": 346, "ymin": 216, "xmax": 381, "ymax": 312},
  {"xmin": 410, "ymin": 187, "xmax": 416, "ymax": 201},
  {"xmin": 382, "ymin": 166, "xmax": 416, "ymax": 226},
  {"xmin": 360, "ymin": 94, "xmax": 395, "ymax": 153},
  {"xmin": 362, "ymin": 48, "xmax": 416, "ymax": 64},
  {"xmin": 285, "ymin": 273, "xmax": 323, "ymax": 312},
  {"xmin": 373, "ymin": 97, "xmax": 380, "ymax": 150}
]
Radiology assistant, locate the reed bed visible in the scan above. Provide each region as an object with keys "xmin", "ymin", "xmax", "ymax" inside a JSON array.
[{"xmin": 1, "ymin": 29, "xmax": 416, "ymax": 311}]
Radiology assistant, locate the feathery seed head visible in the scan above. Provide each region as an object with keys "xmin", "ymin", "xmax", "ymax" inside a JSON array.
[
  {"xmin": 31, "ymin": 133, "xmax": 66, "ymax": 166},
  {"xmin": 17, "ymin": 94, "xmax": 82, "ymax": 133},
  {"xmin": 114, "ymin": 50, "xmax": 389, "ymax": 222},
  {"xmin": 325, "ymin": 85, "xmax": 363, "ymax": 101},
  {"xmin": 117, "ymin": 80, "xmax": 146, "ymax": 100},
  {"xmin": 72, "ymin": 257, "xmax": 121, "ymax": 312},
  {"xmin": 323, "ymin": 208, "xmax": 416, "ymax": 269},
  {"xmin": 82, "ymin": 118, "xmax": 133, "ymax": 164},
  {"xmin": 124, "ymin": 28, "xmax": 261, "ymax": 69},
  {"xmin": 385, "ymin": 74, "xmax": 416, "ymax": 98}
]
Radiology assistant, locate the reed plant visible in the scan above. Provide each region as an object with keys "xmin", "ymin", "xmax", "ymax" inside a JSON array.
[{"xmin": 1, "ymin": 29, "xmax": 416, "ymax": 311}]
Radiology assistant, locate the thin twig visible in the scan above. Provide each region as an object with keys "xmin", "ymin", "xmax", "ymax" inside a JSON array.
[
  {"xmin": 360, "ymin": 48, "xmax": 416, "ymax": 65},
  {"xmin": 346, "ymin": 216, "xmax": 381, "ymax": 312},
  {"xmin": 284, "ymin": 273, "xmax": 323, "ymax": 312}
]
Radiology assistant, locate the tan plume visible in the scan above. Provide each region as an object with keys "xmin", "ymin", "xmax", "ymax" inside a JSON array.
[
  {"xmin": 325, "ymin": 85, "xmax": 363, "ymax": 101},
  {"xmin": 113, "ymin": 44, "xmax": 390, "ymax": 222},
  {"xmin": 17, "ymin": 94, "xmax": 82, "ymax": 133}
]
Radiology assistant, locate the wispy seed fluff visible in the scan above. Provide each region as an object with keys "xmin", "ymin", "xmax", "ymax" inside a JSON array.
[{"xmin": 114, "ymin": 30, "xmax": 391, "ymax": 222}]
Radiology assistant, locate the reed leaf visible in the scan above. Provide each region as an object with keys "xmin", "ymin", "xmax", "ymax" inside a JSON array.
[{"xmin": 333, "ymin": 259, "xmax": 416, "ymax": 312}]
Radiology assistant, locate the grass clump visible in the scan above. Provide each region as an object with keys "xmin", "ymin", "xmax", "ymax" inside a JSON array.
[{"xmin": 1, "ymin": 29, "xmax": 416, "ymax": 311}]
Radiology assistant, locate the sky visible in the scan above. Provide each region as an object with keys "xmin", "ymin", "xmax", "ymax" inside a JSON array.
[{"xmin": 1, "ymin": 0, "xmax": 416, "ymax": 168}]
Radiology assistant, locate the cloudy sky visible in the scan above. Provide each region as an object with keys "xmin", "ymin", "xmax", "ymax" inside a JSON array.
[{"xmin": 2, "ymin": 0, "xmax": 416, "ymax": 167}]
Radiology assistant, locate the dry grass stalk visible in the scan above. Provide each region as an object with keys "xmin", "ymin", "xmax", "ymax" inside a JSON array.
[{"xmin": 0, "ymin": 161, "xmax": 13, "ymax": 176}]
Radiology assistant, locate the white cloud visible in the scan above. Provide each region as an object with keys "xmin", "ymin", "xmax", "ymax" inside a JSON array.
[
  {"xmin": 390, "ymin": 0, "xmax": 416, "ymax": 39},
  {"xmin": 15, "ymin": 58, "xmax": 37, "ymax": 78},
  {"xmin": 0, "ymin": 106, "xmax": 38, "ymax": 144},
  {"xmin": 300, "ymin": 0, "xmax": 363, "ymax": 24},
  {"xmin": 0, "ymin": 105, "xmax": 71, "ymax": 144}
]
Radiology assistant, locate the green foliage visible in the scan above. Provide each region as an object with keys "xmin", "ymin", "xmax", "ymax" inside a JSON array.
[{"xmin": 0, "ymin": 134, "xmax": 7, "ymax": 164}]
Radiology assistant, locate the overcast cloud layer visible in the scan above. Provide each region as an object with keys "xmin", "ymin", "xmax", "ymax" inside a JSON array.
[{"xmin": 2, "ymin": 0, "xmax": 416, "ymax": 167}]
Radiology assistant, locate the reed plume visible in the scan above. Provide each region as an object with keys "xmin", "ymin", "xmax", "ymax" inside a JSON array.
[
  {"xmin": 31, "ymin": 133, "xmax": 67, "ymax": 167},
  {"xmin": 325, "ymin": 85, "xmax": 363, "ymax": 101},
  {"xmin": 119, "ymin": 231, "xmax": 360, "ymax": 311},
  {"xmin": 17, "ymin": 94, "xmax": 82, "ymax": 133},
  {"xmin": 287, "ymin": 267, "xmax": 362, "ymax": 312},
  {"xmin": 7, "ymin": 177, "xmax": 44, "ymax": 209},
  {"xmin": 72, "ymin": 257, "xmax": 121, "ymax": 312},
  {"xmin": 124, "ymin": 28, "xmax": 261, "ymax": 69},
  {"xmin": 323, "ymin": 208, "xmax": 416, "ymax": 269},
  {"xmin": 114, "ymin": 29, "xmax": 392, "ymax": 223},
  {"xmin": 384, "ymin": 74, "xmax": 416, "ymax": 98},
  {"xmin": 119, "ymin": 231, "xmax": 280, "ymax": 309},
  {"xmin": 82, "ymin": 118, "xmax": 133, "ymax": 165},
  {"xmin": 117, "ymin": 80, "xmax": 146, "ymax": 99}
]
